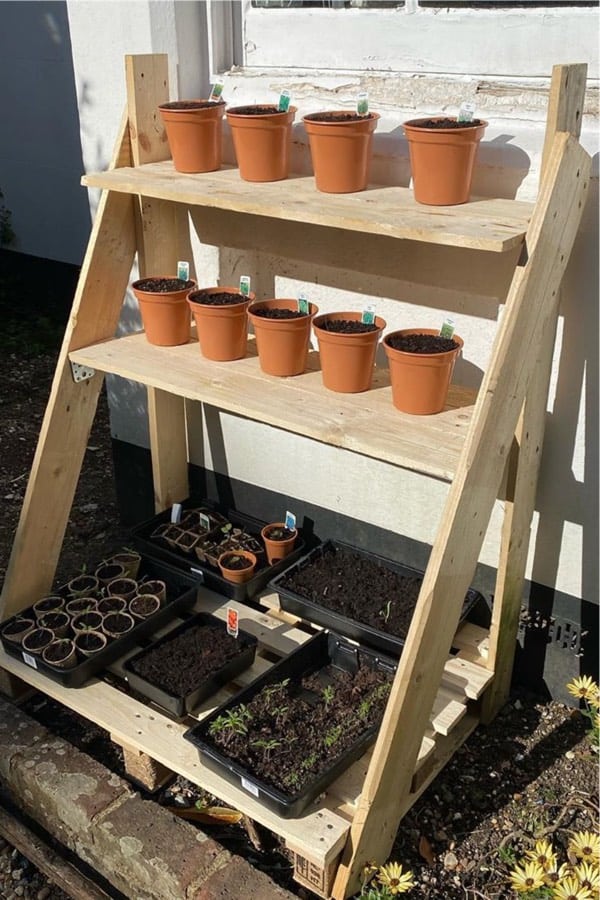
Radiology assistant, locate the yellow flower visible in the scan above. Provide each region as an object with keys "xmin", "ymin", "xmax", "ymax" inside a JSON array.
[
  {"xmin": 509, "ymin": 860, "xmax": 546, "ymax": 892},
  {"xmin": 377, "ymin": 861, "xmax": 415, "ymax": 895},
  {"xmin": 543, "ymin": 863, "xmax": 572, "ymax": 887},
  {"xmin": 568, "ymin": 831, "xmax": 600, "ymax": 864},
  {"xmin": 526, "ymin": 839, "xmax": 558, "ymax": 871},
  {"xmin": 573, "ymin": 860, "xmax": 600, "ymax": 892},
  {"xmin": 551, "ymin": 876, "xmax": 593, "ymax": 899},
  {"xmin": 566, "ymin": 676, "xmax": 600, "ymax": 706}
]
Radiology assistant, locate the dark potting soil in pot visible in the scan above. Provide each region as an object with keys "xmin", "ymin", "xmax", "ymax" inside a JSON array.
[
  {"xmin": 204, "ymin": 662, "xmax": 391, "ymax": 795},
  {"xmin": 408, "ymin": 117, "xmax": 484, "ymax": 130},
  {"xmin": 23, "ymin": 629, "xmax": 54, "ymax": 652},
  {"xmin": 128, "ymin": 621, "xmax": 249, "ymax": 698},
  {"xmin": 265, "ymin": 525, "xmax": 296, "ymax": 541},
  {"xmin": 228, "ymin": 105, "xmax": 280, "ymax": 116},
  {"xmin": 43, "ymin": 640, "xmax": 74, "ymax": 664},
  {"xmin": 279, "ymin": 545, "xmax": 423, "ymax": 640},
  {"xmin": 318, "ymin": 319, "xmax": 378, "ymax": 334},
  {"xmin": 160, "ymin": 100, "xmax": 225, "ymax": 111},
  {"xmin": 305, "ymin": 112, "xmax": 377, "ymax": 124},
  {"xmin": 387, "ymin": 333, "xmax": 459, "ymax": 354},
  {"xmin": 252, "ymin": 308, "xmax": 306, "ymax": 320},
  {"xmin": 221, "ymin": 554, "xmax": 252, "ymax": 571},
  {"xmin": 134, "ymin": 277, "xmax": 195, "ymax": 293},
  {"xmin": 190, "ymin": 292, "xmax": 246, "ymax": 306}
]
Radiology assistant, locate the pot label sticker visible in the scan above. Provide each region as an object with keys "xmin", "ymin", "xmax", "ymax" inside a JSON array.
[
  {"xmin": 227, "ymin": 607, "xmax": 239, "ymax": 638},
  {"xmin": 361, "ymin": 304, "xmax": 376, "ymax": 325},
  {"xmin": 285, "ymin": 510, "xmax": 297, "ymax": 531},
  {"xmin": 457, "ymin": 102, "xmax": 476, "ymax": 123},
  {"xmin": 210, "ymin": 82, "xmax": 224, "ymax": 102},
  {"xmin": 297, "ymin": 295, "xmax": 309, "ymax": 315},
  {"xmin": 199, "ymin": 513, "xmax": 211, "ymax": 531},
  {"xmin": 357, "ymin": 92, "xmax": 369, "ymax": 117},
  {"xmin": 170, "ymin": 503, "xmax": 182, "ymax": 524},
  {"xmin": 241, "ymin": 777, "xmax": 259, "ymax": 797},
  {"xmin": 177, "ymin": 260, "xmax": 190, "ymax": 282},
  {"xmin": 440, "ymin": 318, "xmax": 456, "ymax": 339},
  {"xmin": 240, "ymin": 275, "xmax": 251, "ymax": 297},
  {"xmin": 278, "ymin": 90, "xmax": 291, "ymax": 113},
  {"xmin": 22, "ymin": 652, "xmax": 37, "ymax": 669}
]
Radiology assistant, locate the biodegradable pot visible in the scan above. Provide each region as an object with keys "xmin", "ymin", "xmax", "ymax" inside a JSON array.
[
  {"xmin": 38, "ymin": 611, "xmax": 71, "ymax": 639},
  {"xmin": 96, "ymin": 596, "xmax": 127, "ymax": 616},
  {"xmin": 248, "ymin": 299, "xmax": 318, "ymax": 377},
  {"xmin": 136, "ymin": 579, "xmax": 167, "ymax": 604},
  {"xmin": 32, "ymin": 595, "xmax": 65, "ymax": 619},
  {"xmin": 226, "ymin": 105, "xmax": 297, "ymax": 182},
  {"xmin": 95, "ymin": 562, "xmax": 126, "ymax": 586},
  {"xmin": 67, "ymin": 574, "xmax": 100, "ymax": 599},
  {"xmin": 383, "ymin": 328, "xmax": 464, "ymax": 415},
  {"xmin": 106, "ymin": 577, "xmax": 138, "ymax": 602},
  {"xmin": 74, "ymin": 630, "xmax": 108, "ymax": 658},
  {"xmin": 72, "ymin": 611, "xmax": 104, "ymax": 634},
  {"xmin": 261, "ymin": 524, "xmax": 298, "ymax": 566},
  {"xmin": 158, "ymin": 100, "xmax": 225, "ymax": 174},
  {"xmin": 102, "ymin": 612, "xmax": 136, "ymax": 639},
  {"xmin": 402, "ymin": 117, "xmax": 488, "ymax": 206},
  {"xmin": 188, "ymin": 287, "xmax": 254, "ymax": 361},
  {"xmin": 129, "ymin": 594, "xmax": 161, "ymax": 620},
  {"xmin": 313, "ymin": 312, "xmax": 386, "ymax": 393},
  {"xmin": 42, "ymin": 638, "xmax": 77, "ymax": 670},
  {"xmin": 303, "ymin": 111, "xmax": 380, "ymax": 193},
  {"xmin": 66, "ymin": 597, "xmax": 97, "ymax": 617},
  {"xmin": 109, "ymin": 551, "xmax": 141, "ymax": 580},
  {"xmin": 218, "ymin": 551, "xmax": 257, "ymax": 585},
  {"xmin": 22, "ymin": 627, "xmax": 55, "ymax": 656},
  {"xmin": 1, "ymin": 617, "xmax": 35, "ymax": 646},
  {"xmin": 131, "ymin": 276, "xmax": 195, "ymax": 347}
]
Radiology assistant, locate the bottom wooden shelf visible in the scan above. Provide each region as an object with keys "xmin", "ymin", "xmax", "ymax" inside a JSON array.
[{"xmin": 0, "ymin": 585, "xmax": 492, "ymax": 897}]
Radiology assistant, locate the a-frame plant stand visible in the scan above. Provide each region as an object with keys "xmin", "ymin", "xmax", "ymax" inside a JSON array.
[{"xmin": 0, "ymin": 56, "xmax": 590, "ymax": 899}]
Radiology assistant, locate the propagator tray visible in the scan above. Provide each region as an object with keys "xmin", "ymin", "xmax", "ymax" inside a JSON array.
[
  {"xmin": 184, "ymin": 630, "xmax": 397, "ymax": 819},
  {"xmin": 130, "ymin": 497, "xmax": 309, "ymax": 602},
  {"xmin": 124, "ymin": 612, "xmax": 258, "ymax": 719},
  {"xmin": 269, "ymin": 539, "xmax": 484, "ymax": 658},
  {"xmin": 0, "ymin": 556, "xmax": 197, "ymax": 689}
]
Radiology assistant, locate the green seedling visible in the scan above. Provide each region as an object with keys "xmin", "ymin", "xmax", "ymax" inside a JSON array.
[
  {"xmin": 358, "ymin": 699, "xmax": 372, "ymax": 720},
  {"xmin": 301, "ymin": 753, "xmax": 317, "ymax": 772},
  {"xmin": 322, "ymin": 685, "xmax": 335, "ymax": 708},
  {"xmin": 379, "ymin": 600, "xmax": 392, "ymax": 623},
  {"xmin": 324, "ymin": 725, "xmax": 343, "ymax": 748},
  {"xmin": 251, "ymin": 738, "xmax": 282, "ymax": 759}
]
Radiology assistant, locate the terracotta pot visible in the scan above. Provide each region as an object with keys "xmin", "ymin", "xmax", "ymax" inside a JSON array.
[
  {"xmin": 217, "ymin": 550, "xmax": 257, "ymax": 585},
  {"xmin": 188, "ymin": 287, "xmax": 254, "ymax": 361},
  {"xmin": 248, "ymin": 299, "xmax": 318, "ymax": 376},
  {"xmin": 74, "ymin": 630, "xmax": 107, "ymax": 658},
  {"xmin": 303, "ymin": 111, "xmax": 380, "ymax": 193},
  {"xmin": 131, "ymin": 276, "xmax": 195, "ymax": 347},
  {"xmin": 226, "ymin": 105, "xmax": 297, "ymax": 182},
  {"xmin": 42, "ymin": 638, "xmax": 78, "ymax": 670},
  {"xmin": 403, "ymin": 117, "xmax": 488, "ymax": 206},
  {"xmin": 313, "ymin": 311, "xmax": 386, "ymax": 394},
  {"xmin": 383, "ymin": 328, "xmax": 464, "ymax": 415},
  {"xmin": 158, "ymin": 100, "xmax": 225, "ymax": 174},
  {"xmin": 261, "ymin": 523, "xmax": 298, "ymax": 566}
]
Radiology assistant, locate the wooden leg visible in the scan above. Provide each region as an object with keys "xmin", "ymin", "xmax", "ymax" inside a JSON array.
[
  {"xmin": 112, "ymin": 738, "xmax": 174, "ymax": 793},
  {"xmin": 148, "ymin": 389, "xmax": 189, "ymax": 512}
]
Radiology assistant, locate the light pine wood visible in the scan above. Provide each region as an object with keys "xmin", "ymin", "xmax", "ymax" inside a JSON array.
[
  {"xmin": 332, "ymin": 132, "xmax": 591, "ymax": 898},
  {"xmin": 82, "ymin": 162, "xmax": 532, "ymax": 253},
  {"xmin": 125, "ymin": 54, "xmax": 170, "ymax": 167},
  {"xmin": 147, "ymin": 388, "xmax": 189, "ymax": 512}
]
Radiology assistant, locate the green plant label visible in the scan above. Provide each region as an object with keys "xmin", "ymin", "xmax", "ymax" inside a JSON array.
[
  {"xmin": 285, "ymin": 510, "xmax": 296, "ymax": 531},
  {"xmin": 298, "ymin": 295, "xmax": 309, "ymax": 315},
  {"xmin": 227, "ymin": 607, "xmax": 239, "ymax": 638},
  {"xmin": 210, "ymin": 82, "xmax": 224, "ymax": 102},
  {"xmin": 357, "ymin": 92, "xmax": 369, "ymax": 117},
  {"xmin": 278, "ymin": 90, "xmax": 291, "ymax": 113},
  {"xmin": 170, "ymin": 503, "xmax": 182, "ymax": 524},
  {"xmin": 240, "ymin": 275, "xmax": 251, "ymax": 297},
  {"xmin": 361, "ymin": 304, "xmax": 376, "ymax": 325},
  {"xmin": 457, "ymin": 102, "xmax": 475, "ymax": 123},
  {"xmin": 440, "ymin": 317, "xmax": 455, "ymax": 339},
  {"xmin": 199, "ymin": 513, "xmax": 211, "ymax": 531},
  {"xmin": 177, "ymin": 260, "xmax": 190, "ymax": 281}
]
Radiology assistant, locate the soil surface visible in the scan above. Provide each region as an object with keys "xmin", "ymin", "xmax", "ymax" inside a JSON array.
[
  {"xmin": 251, "ymin": 308, "xmax": 306, "ymax": 319},
  {"xmin": 189, "ymin": 290, "xmax": 247, "ymax": 306},
  {"xmin": 316, "ymin": 319, "xmax": 378, "ymax": 334},
  {"xmin": 305, "ymin": 112, "xmax": 376, "ymax": 123},
  {"xmin": 386, "ymin": 333, "xmax": 460, "ymax": 354},
  {"xmin": 0, "ymin": 250, "xmax": 597, "ymax": 899},
  {"xmin": 406, "ymin": 117, "xmax": 484, "ymax": 129},
  {"xmin": 228, "ymin": 105, "xmax": 281, "ymax": 116},
  {"xmin": 160, "ymin": 100, "xmax": 224, "ymax": 111},
  {"xmin": 133, "ymin": 277, "xmax": 194, "ymax": 293}
]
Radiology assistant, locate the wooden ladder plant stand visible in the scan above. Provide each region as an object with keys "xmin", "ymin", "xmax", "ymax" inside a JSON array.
[{"xmin": 0, "ymin": 56, "xmax": 591, "ymax": 900}]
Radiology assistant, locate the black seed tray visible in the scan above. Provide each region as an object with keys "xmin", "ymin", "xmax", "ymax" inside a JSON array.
[
  {"xmin": 0, "ymin": 556, "xmax": 198, "ymax": 689},
  {"xmin": 130, "ymin": 497, "xmax": 309, "ymax": 602},
  {"xmin": 124, "ymin": 612, "xmax": 258, "ymax": 719},
  {"xmin": 184, "ymin": 631, "xmax": 397, "ymax": 819},
  {"xmin": 269, "ymin": 539, "xmax": 484, "ymax": 658}
]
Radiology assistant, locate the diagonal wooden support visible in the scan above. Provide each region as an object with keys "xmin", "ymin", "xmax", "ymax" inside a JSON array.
[
  {"xmin": 332, "ymin": 131, "xmax": 591, "ymax": 898},
  {"xmin": 0, "ymin": 116, "xmax": 137, "ymax": 621}
]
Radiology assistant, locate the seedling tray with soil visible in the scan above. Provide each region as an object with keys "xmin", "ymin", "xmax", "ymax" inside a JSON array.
[
  {"xmin": 270, "ymin": 540, "xmax": 483, "ymax": 658},
  {"xmin": 184, "ymin": 630, "xmax": 396, "ymax": 818},
  {"xmin": 130, "ymin": 497, "xmax": 309, "ymax": 602},
  {"xmin": 0, "ymin": 555, "xmax": 197, "ymax": 688},
  {"xmin": 124, "ymin": 612, "xmax": 258, "ymax": 718}
]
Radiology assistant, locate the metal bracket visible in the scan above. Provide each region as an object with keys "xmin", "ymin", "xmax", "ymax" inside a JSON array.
[{"xmin": 70, "ymin": 362, "xmax": 95, "ymax": 383}]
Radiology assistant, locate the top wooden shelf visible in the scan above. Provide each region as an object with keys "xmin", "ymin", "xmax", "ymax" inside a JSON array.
[{"xmin": 82, "ymin": 163, "xmax": 533, "ymax": 253}]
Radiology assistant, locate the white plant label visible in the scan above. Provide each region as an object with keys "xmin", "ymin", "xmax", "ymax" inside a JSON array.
[
  {"xmin": 240, "ymin": 275, "xmax": 251, "ymax": 297},
  {"xmin": 457, "ymin": 102, "xmax": 476, "ymax": 123},
  {"xmin": 170, "ymin": 503, "xmax": 182, "ymax": 524},
  {"xmin": 298, "ymin": 295, "xmax": 309, "ymax": 315},
  {"xmin": 22, "ymin": 653, "xmax": 37, "ymax": 669},
  {"xmin": 199, "ymin": 513, "xmax": 211, "ymax": 531},
  {"xmin": 361, "ymin": 304, "xmax": 376, "ymax": 325},
  {"xmin": 278, "ymin": 90, "xmax": 291, "ymax": 113},
  {"xmin": 285, "ymin": 510, "xmax": 297, "ymax": 531},
  {"xmin": 210, "ymin": 82, "xmax": 224, "ymax": 102},
  {"xmin": 227, "ymin": 607, "xmax": 239, "ymax": 638},
  {"xmin": 357, "ymin": 92, "xmax": 369, "ymax": 117},
  {"xmin": 177, "ymin": 260, "xmax": 190, "ymax": 282},
  {"xmin": 241, "ymin": 777, "xmax": 259, "ymax": 797},
  {"xmin": 440, "ymin": 318, "xmax": 456, "ymax": 339}
]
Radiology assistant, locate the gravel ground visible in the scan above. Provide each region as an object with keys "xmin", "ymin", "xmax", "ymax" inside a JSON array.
[{"xmin": 0, "ymin": 838, "xmax": 68, "ymax": 900}]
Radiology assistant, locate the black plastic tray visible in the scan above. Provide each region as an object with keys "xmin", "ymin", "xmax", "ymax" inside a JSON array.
[
  {"xmin": 0, "ymin": 556, "xmax": 198, "ymax": 689},
  {"xmin": 269, "ymin": 539, "xmax": 483, "ymax": 658},
  {"xmin": 130, "ymin": 497, "xmax": 309, "ymax": 602},
  {"xmin": 184, "ymin": 630, "xmax": 397, "ymax": 819},
  {"xmin": 124, "ymin": 612, "xmax": 258, "ymax": 719}
]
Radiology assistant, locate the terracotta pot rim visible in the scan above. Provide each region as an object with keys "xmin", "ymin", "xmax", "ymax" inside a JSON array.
[
  {"xmin": 313, "ymin": 312, "xmax": 386, "ymax": 334},
  {"xmin": 159, "ymin": 99, "xmax": 225, "ymax": 110},
  {"xmin": 303, "ymin": 111, "xmax": 380, "ymax": 126},
  {"xmin": 226, "ymin": 105, "xmax": 297, "ymax": 120},
  {"xmin": 132, "ymin": 276, "xmax": 196, "ymax": 298},
  {"xmin": 384, "ymin": 328, "xmax": 464, "ymax": 358},
  {"xmin": 403, "ymin": 117, "xmax": 488, "ymax": 134},
  {"xmin": 188, "ymin": 287, "xmax": 253, "ymax": 310},
  {"xmin": 248, "ymin": 299, "xmax": 318, "ymax": 320}
]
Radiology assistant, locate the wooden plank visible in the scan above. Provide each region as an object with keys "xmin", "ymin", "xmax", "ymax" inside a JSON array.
[
  {"xmin": 402, "ymin": 714, "xmax": 479, "ymax": 803},
  {"xmin": 147, "ymin": 389, "xmax": 189, "ymax": 512},
  {"xmin": 82, "ymin": 162, "xmax": 533, "ymax": 253},
  {"xmin": 125, "ymin": 54, "xmax": 170, "ymax": 167},
  {"xmin": 430, "ymin": 687, "xmax": 467, "ymax": 736},
  {"xmin": 452, "ymin": 622, "xmax": 489, "ymax": 660},
  {"xmin": 0, "ymin": 647, "xmax": 349, "ymax": 871},
  {"xmin": 70, "ymin": 335, "xmax": 476, "ymax": 482},
  {"xmin": 483, "ymin": 64, "xmax": 588, "ymax": 724},
  {"xmin": 0, "ymin": 122, "xmax": 136, "ymax": 621},
  {"xmin": 332, "ymin": 133, "xmax": 591, "ymax": 899},
  {"xmin": 443, "ymin": 656, "xmax": 494, "ymax": 700}
]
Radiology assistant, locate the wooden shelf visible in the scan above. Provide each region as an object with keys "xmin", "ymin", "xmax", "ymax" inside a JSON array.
[
  {"xmin": 82, "ymin": 163, "xmax": 532, "ymax": 254},
  {"xmin": 69, "ymin": 333, "xmax": 477, "ymax": 482}
]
